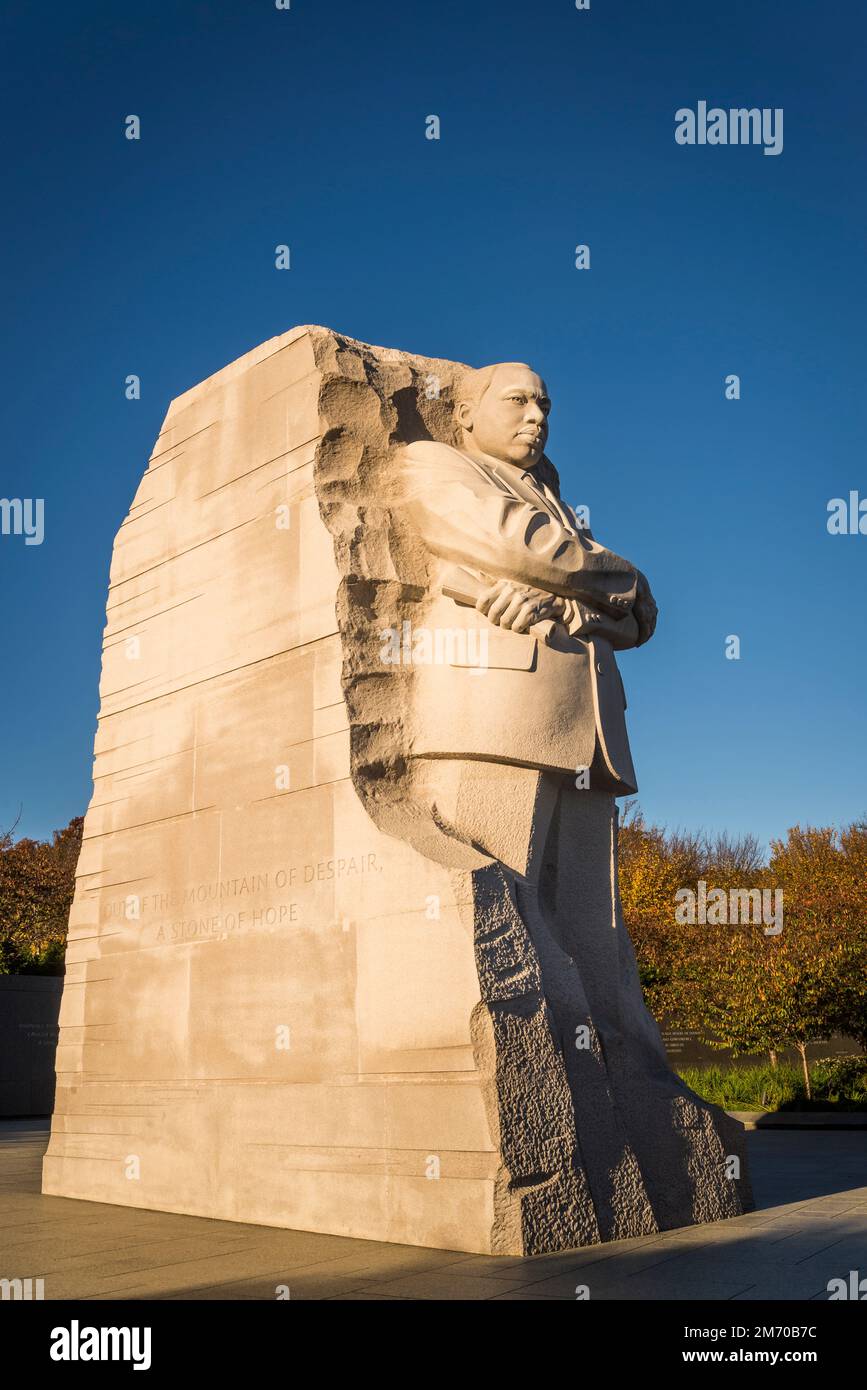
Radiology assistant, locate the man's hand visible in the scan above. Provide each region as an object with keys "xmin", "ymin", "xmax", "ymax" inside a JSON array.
[
  {"xmin": 633, "ymin": 570, "xmax": 658, "ymax": 646},
  {"xmin": 475, "ymin": 579, "xmax": 565, "ymax": 633}
]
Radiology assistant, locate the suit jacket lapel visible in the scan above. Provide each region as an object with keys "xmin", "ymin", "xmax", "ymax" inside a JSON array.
[{"xmin": 490, "ymin": 460, "xmax": 579, "ymax": 536}]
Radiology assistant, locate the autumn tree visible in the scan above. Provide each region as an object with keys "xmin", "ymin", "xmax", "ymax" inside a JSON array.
[
  {"xmin": 619, "ymin": 810, "xmax": 867, "ymax": 1094},
  {"xmin": 0, "ymin": 816, "xmax": 83, "ymax": 973}
]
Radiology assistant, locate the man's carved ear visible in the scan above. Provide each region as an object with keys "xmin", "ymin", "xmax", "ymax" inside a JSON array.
[{"xmin": 455, "ymin": 399, "xmax": 474, "ymax": 431}]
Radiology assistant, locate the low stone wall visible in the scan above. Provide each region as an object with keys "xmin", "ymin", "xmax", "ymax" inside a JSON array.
[
  {"xmin": 0, "ymin": 976, "xmax": 62, "ymax": 1116},
  {"xmin": 658, "ymin": 1017, "xmax": 860, "ymax": 1070}
]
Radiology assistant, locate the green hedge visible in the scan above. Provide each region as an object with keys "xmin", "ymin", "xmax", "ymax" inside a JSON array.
[{"xmin": 679, "ymin": 1057, "xmax": 867, "ymax": 1111}]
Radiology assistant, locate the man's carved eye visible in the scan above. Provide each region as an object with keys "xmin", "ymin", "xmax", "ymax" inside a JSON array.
[{"xmin": 509, "ymin": 395, "xmax": 526, "ymax": 404}]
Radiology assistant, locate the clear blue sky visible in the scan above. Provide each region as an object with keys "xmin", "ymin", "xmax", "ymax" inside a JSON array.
[{"xmin": 1, "ymin": 0, "xmax": 865, "ymax": 850}]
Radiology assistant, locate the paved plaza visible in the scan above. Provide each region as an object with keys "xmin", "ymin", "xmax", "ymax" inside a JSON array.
[{"xmin": 2, "ymin": 1120, "xmax": 866, "ymax": 1301}]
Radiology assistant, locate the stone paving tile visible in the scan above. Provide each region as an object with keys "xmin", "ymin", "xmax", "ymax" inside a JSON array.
[
  {"xmin": 149, "ymin": 1273, "xmax": 379, "ymax": 1301},
  {"xmin": 796, "ymin": 1234, "xmax": 867, "ymax": 1272},
  {"xmin": 573, "ymin": 1277, "xmax": 758, "ymax": 1302},
  {"xmin": 508, "ymin": 1256, "xmax": 697, "ymax": 1299},
  {"xmin": 250, "ymin": 1248, "xmax": 471, "ymax": 1282},
  {"xmin": 481, "ymin": 1289, "xmax": 567, "ymax": 1300},
  {"xmin": 51, "ymin": 1240, "xmax": 471, "ymax": 1301},
  {"xmin": 436, "ymin": 1251, "xmax": 610, "ymax": 1282},
  {"xmin": 511, "ymin": 1234, "xmax": 680, "ymax": 1273},
  {"xmin": 82, "ymin": 1248, "xmax": 377, "ymax": 1300},
  {"xmin": 326, "ymin": 1292, "xmax": 412, "ymax": 1300},
  {"xmin": 0, "ymin": 1213, "xmax": 114, "ymax": 1238},
  {"xmin": 541, "ymin": 1243, "xmax": 691, "ymax": 1283},
  {"xmin": 730, "ymin": 1279, "xmax": 831, "ymax": 1301},
  {"xmin": 362, "ymin": 1270, "xmax": 532, "ymax": 1300},
  {"xmin": 490, "ymin": 1278, "xmax": 755, "ymax": 1301},
  {"xmin": 37, "ymin": 1243, "xmax": 342, "ymax": 1299},
  {"xmin": 794, "ymin": 1200, "xmax": 867, "ymax": 1213},
  {"xmin": 128, "ymin": 1262, "xmax": 469, "ymax": 1301},
  {"xmin": 638, "ymin": 1251, "xmax": 846, "ymax": 1292},
  {"xmin": 1, "ymin": 1230, "xmax": 259, "ymax": 1268}
]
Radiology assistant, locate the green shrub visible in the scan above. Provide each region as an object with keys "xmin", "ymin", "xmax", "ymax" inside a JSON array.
[{"xmin": 679, "ymin": 1057, "xmax": 867, "ymax": 1111}]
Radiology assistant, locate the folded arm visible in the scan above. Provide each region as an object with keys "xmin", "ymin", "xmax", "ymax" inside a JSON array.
[{"xmin": 402, "ymin": 441, "xmax": 639, "ymax": 619}]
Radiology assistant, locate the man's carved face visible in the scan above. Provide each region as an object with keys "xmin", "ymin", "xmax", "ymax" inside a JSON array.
[{"xmin": 458, "ymin": 364, "xmax": 551, "ymax": 469}]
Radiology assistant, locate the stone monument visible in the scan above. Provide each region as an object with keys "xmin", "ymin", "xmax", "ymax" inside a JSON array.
[{"xmin": 43, "ymin": 326, "xmax": 753, "ymax": 1254}]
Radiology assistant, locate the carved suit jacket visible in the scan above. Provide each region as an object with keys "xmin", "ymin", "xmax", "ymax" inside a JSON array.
[{"xmin": 400, "ymin": 439, "xmax": 641, "ymax": 793}]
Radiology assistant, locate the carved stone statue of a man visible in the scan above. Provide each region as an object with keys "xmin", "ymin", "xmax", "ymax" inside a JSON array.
[{"xmin": 391, "ymin": 360, "xmax": 751, "ymax": 1246}]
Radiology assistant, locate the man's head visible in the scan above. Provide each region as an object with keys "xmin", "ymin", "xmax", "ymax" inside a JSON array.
[{"xmin": 455, "ymin": 362, "xmax": 551, "ymax": 469}]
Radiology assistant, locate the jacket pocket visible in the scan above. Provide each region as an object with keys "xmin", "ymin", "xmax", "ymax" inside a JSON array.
[{"xmin": 448, "ymin": 628, "xmax": 537, "ymax": 672}]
